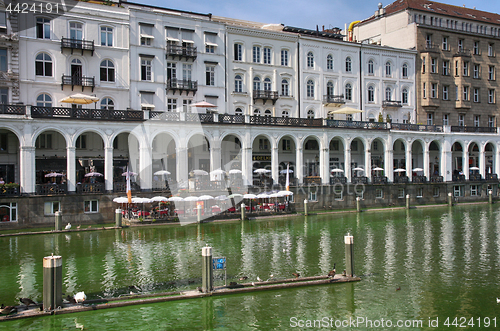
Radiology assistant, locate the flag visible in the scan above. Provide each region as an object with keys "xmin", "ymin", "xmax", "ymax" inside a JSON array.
[
  {"xmin": 285, "ymin": 163, "xmax": 290, "ymax": 192},
  {"xmin": 126, "ymin": 166, "xmax": 132, "ymax": 204}
]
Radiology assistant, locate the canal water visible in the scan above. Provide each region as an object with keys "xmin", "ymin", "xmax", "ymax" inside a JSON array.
[{"xmin": 1, "ymin": 204, "xmax": 500, "ymax": 330}]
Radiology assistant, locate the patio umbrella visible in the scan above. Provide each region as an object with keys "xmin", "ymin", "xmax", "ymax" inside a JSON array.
[
  {"xmin": 278, "ymin": 190, "xmax": 293, "ymax": 196},
  {"xmin": 254, "ymin": 168, "xmax": 271, "ymax": 174},
  {"xmin": 215, "ymin": 195, "xmax": 228, "ymax": 200},
  {"xmin": 154, "ymin": 170, "xmax": 171, "ymax": 176},
  {"xmin": 372, "ymin": 167, "xmax": 384, "ymax": 171},
  {"xmin": 151, "ymin": 196, "xmax": 168, "ymax": 202},
  {"xmin": 352, "ymin": 167, "xmax": 364, "ymax": 172},
  {"xmin": 243, "ymin": 193, "xmax": 257, "ymax": 199},
  {"xmin": 228, "ymin": 169, "xmax": 242, "ymax": 174},
  {"xmin": 184, "ymin": 196, "xmax": 200, "ymax": 202},
  {"xmin": 210, "ymin": 169, "xmax": 226, "ymax": 175},
  {"xmin": 113, "ymin": 197, "xmax": 129, "ymax": 204},
  {"xmin": 257, "ymin": 192, "xmax": 271, "ymax": 198},
  {"xmin": 191, "ymin": 101, "xmax": 217, "ymax": 108},
  {"xmin": 469, "ymin": 166, "xmax": 480, "ymax": 171},
  {"xmin": 122, "ymin": 171, "xmax": 137, "ymax": 176},
  {"xmin": 394, "ymin": 168, "xmax": 407, "ymax": 172},
  {"xmin": 84, "ymin": 172, "xmax": 103, "ymax": 177},
  {"xmin": 228, "ymin": 193, "xmax": 242, "ymax": 199},
  {"xmin": 331, "ymin": 168, "xmax": 344, "ymax": 173},
  {"xmin": 327, "ymin": 105, "xmax": 363, "ymax": 115},
  {"xmin": 59, "ymin": 93, "xmax": 99, "ymax": 105},
  {"xmin": 168, "ymin": 196, "xmax": 184, "ymax": 202},
  {"xmin": 280, "ymin": 169, "xmax": 294, "ymax": 174},
  {"xmin": 198, "ymin": 195, "xmax": 214, "ymax": 200},
  {"xmin": 412, "ymin": 168, "xmax": 424, "ymax": 172},
  {"xmin": 45, "ymin": 172, "xmax": 64, "ymax": 178},
  {"xmin": 190, "ymin": 169, "xmax": 209, "ymax": 176}
]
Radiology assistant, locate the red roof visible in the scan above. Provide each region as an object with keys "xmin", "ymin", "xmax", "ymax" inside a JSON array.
[{"xmin": 360, "ymin": 0, "xmax": 500, "ymax": 26}]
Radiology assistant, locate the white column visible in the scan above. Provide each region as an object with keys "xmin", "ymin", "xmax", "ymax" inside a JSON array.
[
  {"xmin": 365, "ymin": 147, "xmax": 371, "ymax": 182},
  {"xmin": 406, "ymin": 147, "xmax": 412, "ymax": 180},
  {"xmin": 271, "ymin": 146, "xmax": 279, "ymax": 185},
  {"xmin": 443, "ymin": 150, "xmax": 452, "ymax": 182},
  {"xmin": 296, "ymin": 146, "xmax": 303, "ymax": 184},
  {"xmin": 495, "ymin": 147, "xmax": 500, "ymax": 177},
  {"xmin": 423, "ymin": 147, "xmax": 430, "ymax": 180},
  {"xmin": 479, "ymin": 147, "xmax": 486, "ymax": 178},
  {"xmin": 210, "ymin": 146, "xmax": 221, "ymax": 173},
  {"xmin": 104, "ymin": 147, "xmax": 113, "ymax": 191},
  {"xmin": 66, "ymin": 146, "xmax": 76, "ymax": 192},
  {"xmin": 139, "ymin": 146, "xmax": 152, "ymax": 190},
  {"xmin": 344, "ymin": 148, "xmax": 351, "ymax": 183},
  {"xmin": 321, "ymin": 147, "xmax": 329, "ymax": 185},
  {"xmin": 463, "ymin": 150, "xmax": 469, "ymax": 180},
  {"xmin": 241, "ymin": 147, "xmax": 252, "ymax": 186},
  {"xmin": 386, "ymin": 149, "xmax": 394, "ymax": 182},
  {"xmin": 176, "ymin": 147, "xmax": 189, "ymax": 185},
  {"xmin": 20, "ymin": 146, "xmax": 35, "ymax": 194}
]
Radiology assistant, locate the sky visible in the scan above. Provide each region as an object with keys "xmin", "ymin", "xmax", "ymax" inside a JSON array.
[{"xmin": 138, "ymin": 0, "xmax": 500, "ymax": 31}]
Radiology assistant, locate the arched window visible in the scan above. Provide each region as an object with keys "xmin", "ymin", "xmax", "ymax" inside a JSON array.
[
  {"xmin": 36, "ymin": 93, "xmax": 52, "ymax": 107},
  {"xmin": 327, "ymin": 54, "xmax": 333, "ymax": 70},
  {"xmin": 100, "ymin": 60, "xmax": 115, "ymax": 82},
  {"xmin": 234, "ymin": 74, "xmax": 243, "ymax": 93},
  {"xmin": 402, "ymin": 63, "xmax": 408, "ymax": 78},
  {"xmin": 101, "ymin": 97, "xmax": 115, "ymax": 110},
  {"xmin": 368, "ymin": 85, "xmax": 375, "ymax": 102},
  {"xmin": 402, "ymin": 88, "xmax": 408, "ymax": 104},
  {"xmin": 35, "ymin": 53, "xmax": 52, "ymax": 76},
  {"xmin": 263, "ymin": 77, "xmax": 271, "ymax": 91},
  {"xmin": 307, "ymin": 109, "xmax": 315, "ymax": 118},
  {"xmin": 385, "ymin": 87, "xmax": 392, "ymax": 101},
  {"xmin": 345, "ymin": 57, "xmax": 352, "ymax": 72},
  {"xmin": 368, "ymin": 59, "xmax": 374, "ymax": 75},
  {"xmin": 307, "ymin": 51, "xmax": 314, "ymax": 68},
  {"xmin": 235, "ymin": 107, "xmax": 243, "ymax": 115},
  {"xmin": 253, "ymin": 76, "xmax": 261, "ymax": 91},
  {"xmin": 253, "ymin": 108, "xmax": 261, "ymax": 116},
  {"xmin": 326, "ymin": 81, "xmax": 334, "ymax": 96},
  {"xmin": 368, "ymin": 113, "xmax": 376, "ymax": 122},
  {"xmin": 385, "ymin": 61, "xmax": 392, "ymax": 76},
  {"xmin": 281, "ymin": 78, "xmax": 289, "ymax": 96},
  {"xmin": 281, "ymin": 110, "xmax": 289, "ymax": 118},
  {"xmin": 306, "ymin": 79, "xmax": 314, "ymax": 98},
  {"xmin": 345, "ymin": 83, "xmax": 352, "ymax": 100},
  {"xmin": 264, "ymin": 109, "xmax": 272, "ymax": 117}
]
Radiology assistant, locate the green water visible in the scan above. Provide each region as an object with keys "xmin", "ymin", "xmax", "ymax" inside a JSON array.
[{"xmin": 1, "ymin": 205, "xmax": 500, "ymax": 330}]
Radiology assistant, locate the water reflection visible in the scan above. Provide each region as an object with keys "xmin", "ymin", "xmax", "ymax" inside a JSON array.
[{"xmin": 17, "ymin": 256, "xmax": 39, "ymax": 301}]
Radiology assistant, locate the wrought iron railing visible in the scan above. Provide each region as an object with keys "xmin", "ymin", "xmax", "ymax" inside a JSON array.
[
  {"xmin": 382, "ymin": 100, "xmax": 402, "ymax": 107},
  {"xmin": 454, "ymin": 49, "xmax": 471, "ymax": 57},
  {"xmin": 486, "ymin": 173, "xmax": 498, "ymax": 181},
  {"xmin": 253, "ymin": 90, "xmax": 279, "ymax": 101},
  {"xmin": 394, "ymin": 176, "xmax": 408, "ymax": 183},
  {"xmin": 451, "ymin": 126, "xmax": 497, "ymax": 133},
  {"xmin": 372, "ymin": 176, "xmax": 388, "ymax": 184},
  {"xmin": 76, "ymin": 183, "xmax": 104, "ymax": 194},
  {"xmin": 330, "ymin": 176, "xmax": 347, "ymax": 184},
  {"xmin": 186, "ymin": 113, "xmax": 214, "ymax": 123},
  {"xmin": 452, "ymin": 175, "xmax": 466, "ymax": 182},
  {"xmin": 166, "ymin": 44, "xmax": 197, "ymax": 58},
  {"xmin": 31, "ymin": 107, "xmax": 144, "ymax": 121},
  {"xmin": 469, "ymin": 174, "xmax": 482, "ymax": 181},
  {"xmin": 149, "ymin": 111, "xmax": 181, "ymax": 121},
  {"xmin": 166, "ymin": 79, "xmax": 198, "ymax": 91},
  {"xmin": 36, "ymin": 183, "xmax": 67, "ymax": 195},
  {"xmin": 0, "ymin": 104, "xmax": 26, "ymax": 115},
  {"xmin": 218, "ymin": 114, "xmax": 245, "ymax": 124},
  {"xmin": 61, "ymin": 75, "xmax": 95, "ymax": 88},
  {"xmin": 61, "ymin": 38, "xmax": 95, "ymax": 53},
  {"xmin": 304, "ymin": 176, "xmax": 321, "ymax": 185},
  {"xmin": 323, "ymin": 95, "xmax": 345, "ymax": 104},
  {"xmin": 0, "ymin": 186, "xmax": 19, "ymax": 196},
  {"xmin": 326, "ymin": 120, "xmax": 388, "ymax": 130},
  {"xmin": 412, "ymin": 175, "xmax": 427, "ymax": 183},
  {"xmin": 351, "ymin": 176, "xmax": 368, "ymax": 184},
  {"xmin": 391, "ymin": 123, "xmax": 443, "ymax": 132},
  {"xmin": 430, "ymin": 176, "xmax": 444, "ymax": 183},
  {"xmin": 250, "ymin": 116, "xmax": 323, "ymax": 127}
]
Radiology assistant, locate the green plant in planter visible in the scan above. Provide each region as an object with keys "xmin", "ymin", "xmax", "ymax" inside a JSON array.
[
  {"xmin": 138, "ymin": 217, "xmax": 144, "ymax": 223},
  {"xmin": 152, "ymin": 219, "xmax": 157, "ymax": 223},
  {"xmin": 4, "ymin": 183, "xmax": 19, "ymax": 189}
]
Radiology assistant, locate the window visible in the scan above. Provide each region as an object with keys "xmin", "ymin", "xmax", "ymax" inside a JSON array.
[
  {"xmin": 309, "ymin": 191, "xmax": 317, "ymax": 202},
  {"xmin": 430, "ymin": 58, "xmax": 436, "ymax": 73},
  {"xmin": 44, "ymin": 201, "xmax": 60, "ymax": 215},
  {"xmin": 234, "ymin": 43, "xmax": 242, "ymax": 61},
  {"xmin": 431, "ymin": 83, "xmax": 437, "ymax": 98},
  {"xmin": 167, "ymin": 98, "xmax": 177, "ymax": 112},
  {"xmin": 459, "ymin": 114, "xmax": 465, "ymax": 126},
  {"xmin": 463, "ymin": 61, "xmax": 469, "ymax": 76},
  {"xmin": 205, "ymin": 33, "xmax": 217, "ymax": 53},
  {"xmin": 488, "ymin": 43, "xmax": 494, "ymax": 56},
  {"xmin": 234, "ymin": 75, "xmax": 243, "ymax": 93},
  {"xmin": 36, "ymin": 93, "xmax": 52, "ymax": 107},
  {"xmin": 402, "ymin": 88, "xmax": 408, "ymax": 104},
  {"xmin": 326, "ymin": 81, "xmax": 334, "ymax": 96},
  {"xmin": 253, "ymin": 45, "xmax": 261, "ymax": 63},
  {"xmin": 345, "ymin": 57, "xmax": 352, "ymax": 72},
  {"xmin": 307, "ymin": 52, "xmax": 314, "ymax": 68},
  {"xmin": 282, "ymin": 139, "xmax": 291, "ymax": 151},
  {"xmin": 455, "ymin": 60, "xmax": 459, "ymax": 76},
  {"xmin": 427, "ymin": 113, "xmax": 433, "ymax": 125},
  {"xmin": 334, "ymin": 186, "xmax": 343, "ymax": 200},
  {"xmin": 367, "ymin": 86, "xmax": 375, "ymax": 102},
  {"xmin": 402, "ymin": 63, "xmax": 408, "ymax": 78},
  {"xmin": 205, "ymin": 65, "xmax": 215, "ymax": 86},
  {"xmin": 36, "ymin": 133, "xmax": 52, "ymax": 149},
  {"xmin": 263, "ymin": 47, "xmax": 271, "ymax": 64},
  {"xmin": 376, "ymin": 189, "xmax": 383, "ymax": 199},
  {"xmin": 35, "ymin": 53, "xmax": 52, "ymax": 76},
  {"xmin": 463, "ymin": 86, "xmax": 469, "ymax": 100},
  {"xmin": 84, "ymin": 200, "xmax": 99, "ymax": 213},
  {"xmin": 443, "ymin": 114, "xmax": 449, "ymax": 125},
  {"xmin": 327, "ymin": 54, "xmax": 333, "ymax": 70},
  {"xmin": 140, "ymin": 93, "xmax": 154, "ymax": 110},
  {"xmin": 281, "ymin": 49, "xmax": 289, "ymax": 66},
  {"xmin": 0, "ymin": 48, "xmax": 6, "ymax": 72},
  {"xmin": 235, "ymin": 108, "xmax": 243, "ymax": 115},
  {"xmin": 182, "ymin": 64, "xmax": 192, "ymax": 81},
  {"xmin": 473, "ymin": 41, "xmax": 479, "ymax": 55},
  {"xmin": 100, "ymin": 26, "xmax": 113, "ymax": 46},
  {"xmin": 140, "ymin": 24, "xmax": 153, "ymax": 46},
  {"xmin": 260, "ymin": 77, "xmax": 270, "ymax": 91},
  {"xmin": 76, "ymin": 135, "xmax": 86, "ymax": 149},
  {"xmin": 443, "ymin": 85, "xmax": 449, "ymax": 100},
  {"xmin": 474, "ymin": 115, "xmax": 480, "ymax": 127},
  {"xmin": 385, "ymin": 87, "xmax": 392, "ymax": 101},
  {"xmin": 167, "ymin": 62, "xmax": 176, "ymax": 81},
  {"xmin": 423, "ymin": 82, "xmax": 426, "ymax": 98},
  {"xmin": 488, "ymin": 116, "xmax": 495, "ymax": 127},
  {"xmin": 416, "ymin": 188, "xmax": 423, "ymax": 198},
  {"xmin": 398, "ymin": 188, "xmax": 405, "ymax": 198},
  {"xmin": 182, "ymin": 99, "xmax": 192, "ymax": 112},
  {"xmin": 281, "ymin": 79, "xmax": 289, "ymax": 96},
  {"xmin": 458, "ymin": 39, "xmax": 464, "ymax": 51},
  {"xmin": 442, "ymin": 60, "xmax": 449, "ymax": 75},
  {"xmin": 36, "ymin": 18, "xmax": 50, "ymax": 39},
  {"xmin": 473, "ymin": 88, "xmax": 480, "ymax": 102},
  {"xmin": 455, "ymin": 85, "xmax": 459, "ymax": 100},
  {"xmin": 70, "ymin": 22, "xmax": 83, "ymax": 40},
  {"xmin": 282, "ymin": 110, "xmax": 289, "ymax": 117},
  {"xmin": 470, "ymin": 185, "xmax": 478, "ymax": 196},
  {"xmin": 253, "ymin": 109, "xmax": 261, "ymax": 116},
  {"xmin": 385, "ymin": 61, "xmax": 392, "ymax": 76},
  {"xmin": 306, "ymin": 80, "xmax": 314, "ymax": 98},
  {"xmin": 454, "ymin": 185, "xmax": 464, "ymax": 197},
  {"xmin": 307, "ymin": 109, "xmax": 315, "ymax": 118},
  {"xmin": 425, "ymin": 34, "xmax": 432, "ymax": 47},
  {"xmin": 253, "ymin": 76, "xmax": 261, "ymax": 91},
  {"xmin": 141, "ymin": 58, "xmax": 152, "ymax": 81},
  {"xmin": 473, "ymin": 64, "xmax": 480, "ymax": 78},
  {"xmin": 422, "ymin": 56, "xmax": 426, "ymax": 73},
  {"xmin": 488, "ymin": 89, "xmax": 495, "ymax": 103},
  {"xmin": 368, "ymin": 59, "xmax": 374, "ymax": 75},
  {"xmin": 345, "ymin": 83, "xmax": 352, "ymax": 100},
  {"xmin": 489, "ymin": 66, "xmax": 495, "ymax": 80},
  {"xmin": 100, "ymin": 60, "xmax": 115, "ymax": 82},
  {"xmin": 442, "ymin": 36, "xmax": 448, "ymax": 50},
  {"xmin": 100, "ymin": 98, "xmax": 114, "ymax": 110}
]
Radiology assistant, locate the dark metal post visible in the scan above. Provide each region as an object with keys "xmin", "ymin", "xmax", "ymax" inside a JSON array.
[
  {"xmin": 345, "ymin": 234, "xmax": 354, "ymax": 277},
  {"xmin": 43, "ymin": 255, "xmax": 62, "ymax": 311}
]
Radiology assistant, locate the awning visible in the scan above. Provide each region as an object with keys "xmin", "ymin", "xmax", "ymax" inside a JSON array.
[
  {"xmin": 182, "ymin": 39, "xmax": 194, "ymax": 44},
  {"xmin": 205, "ymin": 42, "xmax": 218, "ymax": 46}
]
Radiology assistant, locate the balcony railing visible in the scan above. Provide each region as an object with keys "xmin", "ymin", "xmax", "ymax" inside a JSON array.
[
  {"xmin": 166, "ymin": 44, "xmax": 197, "ymax": 60},
  {"xmin": 330, "ymin": 176, "xmax": 347, "ymax": 184},
  {"xmin": 61, "ymin": 37, "xmax": 94, "ymax": 55},
  {"xmin": 469, "ymin": 174, "xmax": 482, "ymax": 181},
  {"xmin": 36, "ymin": 183, "xmax": 67, "ymax": 195},
  {"xmin": 454, "ymin": 49, "xmax": 471, "ymax": 57},
  {"xmin": 31, "ymin": 106, "xmax": 144, "ymax": 121},
  {"xmin": 412, "ymin": 175, "xmax": 427, "ymax": 183},
  {"xmin": 351, "ymin": 176, "xmax": 368, "ymax": 184},
  {"xmin": 76, "ymin": 183, "xmax": 105, "ymax": 194},
  {"xmin": 323, "ymin": 95, "xmax": 345, "ymax": 105},
  {"xmin": 166, "ymin": 79, "xmax": 198, "ymax": 95},
  {"xmin": 422, "ymin": 42, "xmax": 439, "ymax": 52},
  {"xmin": 326, "ymin": 120, "xmax": 388, "ymax": 130},
  {"xmin": 372, "ymin": 176, "xmax": 388, "ymax": 184},
  {"xmin": 391, "ymin": 123, "xmax": 443, "ymax": 132},
  {"xmin": 250, "ymin": 116, "xmax": 323, "ymax": 127},
  {"xmin": 61, "ymin": 75, "xmax": 95, "ymax": 91},
  {"xmin": 0, "ymin": 186, "xmax": 19, "ymax": 196},
  {"xmin": 253, "ymin": 90, "xmax": 279, "ymax": 105},
  {"xmin": 304, "ymin": 176, "xmax": 321, "ymax": 185},
  {"xmin": 0, "ymin": 104, "xmax": 26, "ymax": 115},
  {"xmin": 382, "ymin": 100, "xmax": 402, "ymax": 108},
  {"xmin": 486, "ymin": 173, "xmax": 498, "ymax": 181},
  {"xmin": 452, "ymin": 174, "xmax": 466, "ymax": 182},
  {"xmin": 430, "ymin": 176, "xmax": 444, "ymax": 183},
  {"xmin": 149, "ymin": 111, "xmax": 181, "ymax": 121},
  {"xmin": 394, "ymin": 176, "xmax": 408, "ymax": 183},
  {"xmin": 451, "ymin": 126, "xmax": 497, "ymax": 133},
  {"xmin": 187, "ymin": 113, "xmax": 214, "ymax": 123},
  {"xmin": 219, "ymin": 114, "xmax": 245, "ymax": 124}
]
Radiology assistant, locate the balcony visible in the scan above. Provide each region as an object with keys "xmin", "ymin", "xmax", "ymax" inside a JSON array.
[
  {"xmin": 149, "ymin": 111, "xmax": 181, "ymax": 121},
  {"xmin": 0, "ymin": 104, "xmax": 26, "ymax": 115},
  {"xmin": 468, "ymin": 174, "xmax": 482, "ymax": 181},
  {"xmin": 421, "ymin": 98, "xmax": 440, "ymax": 108},
  {"xmin": 455, "ymin": 100, "xmax": 471, "ymax": 109},
  {"xmin": 166, "ymin": 44, "xmax": 197, "ymax": 60},
  {"xmin": 250, "ymin": 116, "xmax": 322, "ymax": 127},
  {"xmin": 412, "ymin": 175, "xmax": 427, "ymax": 183},
  {"xmin": 31, "ymin": 106, "xmax": 144, "ymax": 121},
  {"xmin": 394, "ymin": 176, "xmax": 408, "ymax": 183},
  {"xmin": 382, "ymin": 100, "xmax": 402, "ymax": 108},
  {"xmin": 304, "ymin": 176, "xmax": 321, "ymax": 185},
  {"xmin": 219, "ymin": 114, "xmax": 245, "ymax": 124},
  {"xmin": 61, "ymin": 75, "xmax": 95, "ymax": 92},
  {"xmin": 323, "ymin": 95, "xmax": 345, "ymax": 106},
  {"xmin": 451, "ymin": 126, "xmax": 497, "ymax": 133},
  {"xmin": 330, "ymin": 176, "xmax": 347, "ymax": 184},
  {"xmin": 351, "ymin": 176, "xmax": 368, "ymax": 184},
  {"xmin": 452, "ymin": 174, "xmax": 466, "ymax": 182},
  {"xmin": 430, "ymin": 176, "xmax": 443, "ymax": 183},
  {"xmin": 166, "ymin": 79, "xmax": 197, "ymax": 96},
  {"xmin": 486, "ymin": 174, "xmax": 498, "ymax": 181},
  {"xmin": 61, "ymin": 38, "xmax": 95, "ymax": 55},
  {"xmin": 253, "ymin": 90, "xmax": 279, "ymax": 105},
  {"xmin": 76, "ymin": 183, "xmax": 105, "ymax": 194},
  {"xmin": 421, "ymin": 43, "xmax": 440, "ymax": 53},
  {"xmin": 372, "ymin": 176, "xmax": 387, "ymax": 184},
  {"xmin": 391, "ymin": 123, "xmax": 443, "ymax": 132},
  {"xmin": 326, "ymin": 119, "xmax": 388, "ymax": 130},
  {"xmin": 454, "ymin": 49, "xmax": 471, "ymax": 57},
  {"xmin": 36, "ymin": 183, "xmax": 67, "ymax": 195}
]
